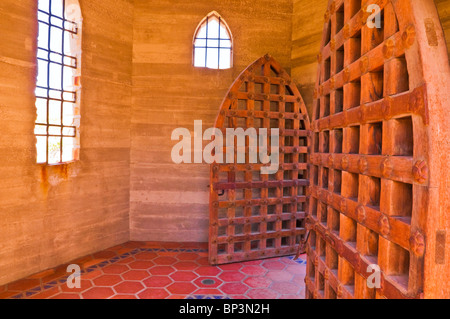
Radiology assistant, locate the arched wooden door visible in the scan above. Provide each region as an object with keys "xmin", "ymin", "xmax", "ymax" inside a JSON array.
[
  {"xmin": 209, "ymin": 55, "xmax": 311, "ymax": 265},
  {"xmin": 306, "ymin": 0, "xmax": 450, "ymax": 299}
]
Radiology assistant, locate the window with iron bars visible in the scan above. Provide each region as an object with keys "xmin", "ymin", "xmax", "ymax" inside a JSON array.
[
  {"xmin": 193, "ymin": 11, "xmax": 233, "ymax": 70},
  {"xmin": 35, "ymin": 0, "xmax": 82, "ymax": 165}
]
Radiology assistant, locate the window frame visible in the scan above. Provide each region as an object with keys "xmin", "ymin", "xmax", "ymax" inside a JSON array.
[
  {"xmin": 35, "ymin": 0, "xmax": 82, "ymax": 165},
  {"xmin": 192, "ymin": 11, "xmax": 234, "ymax": 70}
]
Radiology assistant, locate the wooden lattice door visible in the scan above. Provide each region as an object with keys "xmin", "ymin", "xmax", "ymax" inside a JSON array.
[
  {"xmin": 209, "ymin": 55, "xmax": 311, "ymax": 265},
  {"xmin": 306, "ymin": 0, "xmax": 450, "ymax": 299}
]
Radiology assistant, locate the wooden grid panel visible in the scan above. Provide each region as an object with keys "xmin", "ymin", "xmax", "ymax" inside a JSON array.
[
  {"xmin": 307, "ymin": 0, "xmax": 435, "ymax": 299},
  {"xmin": 209, "ymin": 55, "xmax": 311, "ymax": 265}
]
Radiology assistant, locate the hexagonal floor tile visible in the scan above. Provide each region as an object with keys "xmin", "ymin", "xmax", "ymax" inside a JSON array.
[
  {"xmin": 138, "ymin": 288, "xmax": 169, "ymax": 299},
  {"xmin": 220, "ymin": 282, "xmax": 249, "ymax": 295},
  {"xmin": 195, "ymin": 266, "xmax": 221, "ymax": 277},
  {"xmin": 244, "ymin": 276, "xmax": 272, "ymax": 289},
  {"xmin": 167, "ymin": 282, "xmax": 197, "ymax": 295},
  {"xmin": 102, "ymin": 264, "xmax": 129, "ymax": 275},
  {"xmin": 280, "ymin": 257, "xmax": 298, "ymax": 266},
  {"xmin": 262, "ymin": 260, "xmax": 286, "ymax": 270},
  {"xmin": 285, "ymin": 265, "xmax": 306, "ymax": 275},
  {"xmin": 114, "ymin": 282, "xmax": 145, "ymax": 294},
  {"xmin": 122, "ymin": 270, "xmax": 150, "ymax": 281},
  {"xmin": 153, "ymin": 256, "xmax": 177, "ymax": 265},
  {"xmin": 81, "ymin": 269, "xmax": 102, "ymax": 280},
  {"xmin": 59, "ymin": 279, "xmax": 92, "ymax": 293},
  {"xmin": 241, "ymin": 265, "xmax": 266, "ymax": 276},
  {"xmin": 93, "ymin": 275, "xmax": 122, "ymax": 287},
  {"xmin": 143, "ymin": 276, "xmax": 173, "ymax": 288},
  {"xmin": 193, "ymin": 288, "xmax": 223, "ymax": 296},
  {"xmin": 128, "ymin": 260, "xmax": 155, "ymax": 270},
  {"xmin": 5, "ymin": 242, "xmax": 308, "ymax": 300},
  {"xmin": 218, "ymin": 271, "xmax": 246, "ymax": 282},
  {"xmin": 194, "ymin": 277, "xmax": 223, "ymax": 289},
  {"xmin": 196, "ymin": 257, "xmax": 210, "ymax": 266},
  {"xmin": 292, "ymin": 274, "xmax": 306, "ymax": 286},
  {"xmin": 246, "ymin": 289, "xmax": 278, "ymax": 299},
  {"xmin": 82, "ymin": 287, "xmax": 115, "ymax": 299},
  {"xmin": 265, "ymin": 270, "xmax": 293, "ymax": 282},
  {"xmin": 149, "ymin": 266, "xmax": 176, "ymax": 276},
  {"xmin": 270, "ymin": 282, "xmax": 301, "ymax": 295},
  {"xmin": 173, "ymin": 261, "xmax": 198, "ymax": 271},
  {"xmin": 170, "ymin": 271, "xmax": 199, "ymax": 282}
]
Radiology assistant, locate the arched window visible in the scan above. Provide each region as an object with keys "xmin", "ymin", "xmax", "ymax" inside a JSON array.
[
  {"xmin": 193, "ymin": 11, "xmax": 233, "ymax": 70},
  {"xmin": 35, "ymin": 0, "xmax": 82, "ymax": 164}
]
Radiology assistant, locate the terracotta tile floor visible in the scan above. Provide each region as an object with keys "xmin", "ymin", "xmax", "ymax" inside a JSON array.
[{"xmin": 0, "ymin": 242, "xmax": 306, "ymax": 299}]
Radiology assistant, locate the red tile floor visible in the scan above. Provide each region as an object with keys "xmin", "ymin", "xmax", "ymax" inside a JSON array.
[{"xmin": 0, "ymin": 242, "xmax": 307, "ymax": 299}]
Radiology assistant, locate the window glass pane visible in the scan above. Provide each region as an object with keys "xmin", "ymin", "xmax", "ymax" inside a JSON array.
[
  {"xmin": 64, "ymin": 31, "xmax": 73, "ymax": 54},
  {"xmin": 51, "ymin": 16, "xmax": 63, "ymax": 28},
  {"xmin": 48, "ymin": 136, "xmax": 61, "ymax": 164},
  {"xmin": 64, "ymin": 55, "xmax": 76, "ymax": 68},
  {"xmin": 194, "ymin": 39, "xmax": 206, "ymax": 47},
  {"xmin": 36, "ymin": 98, "xmax": 47, "ymax": 123},
  {"xmin": 194, "ymin": 47, "xmax": 206, "ymax": 67},
  {"xmin": 63, "ymin": 127, "xmax": 76, "ymax": 137},
  {"xmin": 219, "ymin": 49, "xmax": 231, "ymax": 69},
  {"xmin": 38, "ymin": 11, "xmax": 50, "ymax": 24},
  {"xmin": 50, "ymin": 52, "xmax": 62, "ymax": 64},
  {"xmin": 197, "ymin": 25, "xmax": 207, "ymax": 38},
  {"xmin": 36, "ymin": 136, "xmax": 47, "ymax": 163},
  {"xmin": 207, "ymin": 19, "xmax": 219, "ymax": 38},
  {"xmin": 63, "ymin": 91, "xmax": 76, "ymax": 102},
  {"xmin": 38, "ymin": 23, "xmax": 49, "ymax": 48},
  {"xmin": 219, "ymin": 25, "xmax": 230, "ymax": 40},
  {"xmin": 49, "ymin": 88, "xmax": 61, "ymax": 100},
  {"xmin": 49, "ymin": 62, "xmax": 62, "ymax": 89},
  {"xmin": 206, "ymin": 48, "xmax": 219, "ymax": 69},
  {"xmin": 35, "ymin": 125, "xmax": 47, "ymax": 135},
  {"xmin": 208, "ymin": 40, "xmax": 219, "ymax": 48},
  {"xmin": 37, "ymin": 60, "xmax": 48, "ymax": 88},
  {"xmin": 38, "ymin": 0, "xmax": 50, "ymax": 12},
  {"xmin": 36, "ymin": 87, "xmax": 48, "ymax": 98},
  {"xmin": 63, "ymin": 102, "xmax": 75, "ymax": 125},
  {"xmin": 62, "ymin": 137, "xmax": 75, "ymax": 162},
  {"xmin": 63, "ymin": 66, "xmax": 75, "ymax": 89},
  {"xmin": 49, "ymin": 100, "xmax": 62, "ymax": 125},
  {"xmin": 37, "ymin": 49, "xmax": 47, "ymax": 60},
  {"xmin": 51, "ymin": 0, "xmax": 63, "ymax": 17},
  {"xmin": 49, "ymin": 126, "xmax": 62, "ymax": 136},
  {"xmin": 221, "ymin": 39, "xmax": 232, "ymax": 49},
  {"xmin": 50, "ymin": 27, "xmax": 63, "ymax": 53}
]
